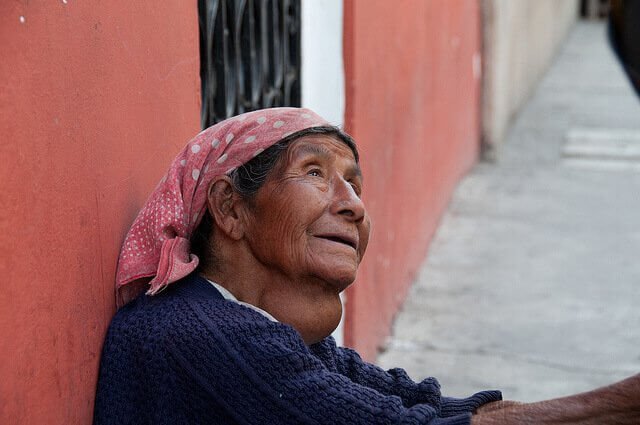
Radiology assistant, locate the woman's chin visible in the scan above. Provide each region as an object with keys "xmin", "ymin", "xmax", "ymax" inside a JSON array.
[{"xmin": 307, "ymin": 252, "xmax": 359, "ymax": 290}]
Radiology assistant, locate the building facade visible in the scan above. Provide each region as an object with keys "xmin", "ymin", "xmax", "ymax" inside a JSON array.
[{"xmin": 0, "ymin": 1, "xmax": 574, "ymax": 422}]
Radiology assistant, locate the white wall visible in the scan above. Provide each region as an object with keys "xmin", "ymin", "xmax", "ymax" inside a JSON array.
[
  {"xmin": 300, "ymin": 0, "xmax": 345, "ymax": 127},
  {"xmin": 301, "ymin": 0, "xmax": 346, "ymax": 345}
]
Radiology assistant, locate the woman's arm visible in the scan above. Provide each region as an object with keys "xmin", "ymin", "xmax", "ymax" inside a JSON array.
[
  {"xmin": 165, "ymin": 302, "xmax": 474, "ymax": 424},
  {"xmin": 310, "ymin": 337, "xmax": 502, "ymax": 415},
  {"xmin": 473, "ymin": 374, "xmax": 640, "ymax": 424}
]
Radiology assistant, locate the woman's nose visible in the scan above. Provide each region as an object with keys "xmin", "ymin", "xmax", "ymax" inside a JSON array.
[{"xmin": 331, "ymin": 179, "xmax": 366, "ymax": 222}]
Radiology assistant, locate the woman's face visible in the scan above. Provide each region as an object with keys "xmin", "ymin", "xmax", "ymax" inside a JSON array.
[{"xmin": 243, "ymin": 134, "xmax": 370, "ymax": 292}]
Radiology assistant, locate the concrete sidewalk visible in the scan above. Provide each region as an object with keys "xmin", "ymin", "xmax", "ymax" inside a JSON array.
[{"xmin": 377, "ymin": 21, "xmax": 640, "ymax": 403}]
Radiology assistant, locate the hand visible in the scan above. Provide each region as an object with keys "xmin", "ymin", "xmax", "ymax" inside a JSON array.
[{"xmin": 472, "ymin": 374, "xmax": 640, "ymax": 424}]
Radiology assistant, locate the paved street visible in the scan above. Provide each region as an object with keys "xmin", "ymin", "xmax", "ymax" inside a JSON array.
[{"xmin": 377, "ymin": 21, "xmax": 640, "ymax": 403}]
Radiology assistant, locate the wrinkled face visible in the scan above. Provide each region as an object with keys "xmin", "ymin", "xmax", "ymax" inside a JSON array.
[{"xmin": 243, "ymin": 135, "xmax": 370, "ymax": 292}]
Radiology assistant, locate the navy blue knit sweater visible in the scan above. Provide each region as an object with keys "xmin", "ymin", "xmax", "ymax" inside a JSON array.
[{"xmin": 94, "ymin": 274, "xmax": 501, "ymax": 424}]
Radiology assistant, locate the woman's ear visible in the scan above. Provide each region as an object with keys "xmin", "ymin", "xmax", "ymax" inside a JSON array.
[{"xmin": 206, "ymin": 177, "xmax": 246, "ymax": 240}]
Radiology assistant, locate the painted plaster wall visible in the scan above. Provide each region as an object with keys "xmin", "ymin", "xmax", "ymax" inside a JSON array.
[
  {"xmin": 481, "ymin": 0, "xmax": 578, "ymax": 157},
  {"xmin": 301, "ymin": 0, "xmax": 345, "ymax": 127},
  {"xmin": 343, "ymin": 0, "xmax": 482, "ymax": 360},
  {"xmin": 0, "ymin": 2, "xmax": 201, "ymax": 423}
]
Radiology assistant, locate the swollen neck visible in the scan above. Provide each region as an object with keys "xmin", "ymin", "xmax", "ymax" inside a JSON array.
[{"xmin": 201, "ymin": 267, "xmax": 342, "ymax": 345}]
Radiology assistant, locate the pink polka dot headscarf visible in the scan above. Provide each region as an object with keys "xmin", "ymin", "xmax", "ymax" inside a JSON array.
[{"xmin": 116, "ymin": 107, "xmax": 330, "ymax": 305}]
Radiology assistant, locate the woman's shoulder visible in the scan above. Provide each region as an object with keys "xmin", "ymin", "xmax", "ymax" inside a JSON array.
[{"xmin": 109, "ymin": 274, "xmax": 224, "ymax": 330}]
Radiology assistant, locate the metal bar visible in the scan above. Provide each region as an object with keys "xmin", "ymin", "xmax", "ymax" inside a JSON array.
[{"xmin": 199, "ymin": 0, "xmax": 301, "ymax": 127}]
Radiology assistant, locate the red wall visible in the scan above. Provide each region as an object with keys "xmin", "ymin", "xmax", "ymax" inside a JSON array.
[
  {"xmin": 0, "ymin": 2, "xmax": 201, "ymax": 423},
  {"xmin": 343, "ymin": 0, "xmax": 482, "ymax": 360}
]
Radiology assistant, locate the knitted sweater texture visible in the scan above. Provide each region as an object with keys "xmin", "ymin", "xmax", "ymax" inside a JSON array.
[{"xmin": 94, "ymin": 274, "xmax": 501, "ymax": 424}]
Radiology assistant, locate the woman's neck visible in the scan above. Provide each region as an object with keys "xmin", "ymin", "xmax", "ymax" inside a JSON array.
[{"xmin": 201, "ymin": 255, "xmax": 342, "ymax": 345}]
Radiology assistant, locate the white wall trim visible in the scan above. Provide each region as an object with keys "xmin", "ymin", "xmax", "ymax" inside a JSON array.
[{"xmin": 300, "ymin": 0, "xmax": 345, "ymax": 128}]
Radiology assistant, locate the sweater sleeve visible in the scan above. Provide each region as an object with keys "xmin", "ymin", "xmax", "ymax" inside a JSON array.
[
  {"xmin": 309, "ymin": 337, "xmax": 502, "ymax": 417},
  {"xmin": 162, "ymin": 301, "xmax": 478, "ymax": 425}
]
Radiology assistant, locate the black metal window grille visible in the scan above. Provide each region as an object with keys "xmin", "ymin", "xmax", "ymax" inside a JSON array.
[{"xmin": 198, "ymin": 0, "xmax": 302, "ymax": 128}]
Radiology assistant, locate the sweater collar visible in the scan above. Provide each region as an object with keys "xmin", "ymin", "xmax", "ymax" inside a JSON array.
[
  {"xmin": 172, "ymin": 274, "xmax": 278, "ymax": 322},
  {"xmin": 172, "ymin": 273, "xmax": 225, "ymax": 300},
  {"xmin": 200, "ymin": 276, "xmax": 278, "ymax": 322}
]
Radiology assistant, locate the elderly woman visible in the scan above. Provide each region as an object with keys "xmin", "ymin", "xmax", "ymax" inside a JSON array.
[{"xmin": 94, "ymin": 108, "xmax": 639, "ymax": 424}]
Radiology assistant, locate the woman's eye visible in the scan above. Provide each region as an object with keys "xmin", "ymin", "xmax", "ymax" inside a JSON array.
[{"xmin": 307, "ymin": 169, "xmax": 322, "ymax": 177}]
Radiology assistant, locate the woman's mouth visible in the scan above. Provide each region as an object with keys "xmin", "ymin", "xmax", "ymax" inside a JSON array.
[{"xmin": 315, "ymin": 234, "xmax": 358, "ymax": 250}]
